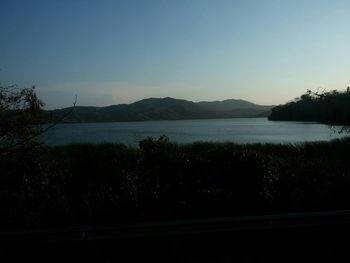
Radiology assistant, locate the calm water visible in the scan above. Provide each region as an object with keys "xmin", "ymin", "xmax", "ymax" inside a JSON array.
[{"xmin": 42, "ymin": 118, "xmax": 347, "ymax": 146}]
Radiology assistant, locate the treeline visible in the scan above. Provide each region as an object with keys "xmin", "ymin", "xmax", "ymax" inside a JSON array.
[
  {"xmin": 2, "ymin": 137, "xmax": 350, "ymax": 229},
  {"xmin": 268, "ymin": 88, "xmax": 350, "ymax": 125}
]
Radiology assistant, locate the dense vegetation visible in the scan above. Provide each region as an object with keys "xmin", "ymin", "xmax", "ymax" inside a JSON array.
[
  {"xmin": 0, "ymin": 85, "xmax": 45, "ymax": 156},
  {"xmin": 2, "ymin": 136, "xmax": 350, "ymax": 229},
  {"xmin": 47, "ymin": 97, "xmax": 272, "ymax": 123},
  {"xmin": 2, "ymin": 85, "xmax": 350, "ymax": 230},
  {"xmin": 269, "ymin": 88, "xmax": 350, "ymax": 125}
]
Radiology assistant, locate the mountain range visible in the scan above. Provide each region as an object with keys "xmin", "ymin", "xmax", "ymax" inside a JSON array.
[{"xmin": 47, "ymin": 97, "xmax": 273, "ymax": 123}]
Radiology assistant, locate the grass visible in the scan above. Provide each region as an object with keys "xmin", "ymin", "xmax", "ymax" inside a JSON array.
[{"xmin": 1, "ymin": 136, "xmax": 350, "ymax": 229}]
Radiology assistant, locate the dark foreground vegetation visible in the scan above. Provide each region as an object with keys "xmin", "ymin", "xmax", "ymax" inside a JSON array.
[
  {"xmin": 2, "ymin": 86, "xmax": 350, "ymax": 261},
  {"xmin": 269, "ymin": 88, "xmax": 350, "ymax": 125},
  {"xmin": 1, "ymin": 136, "xmax": 350, "ymax": 229}
]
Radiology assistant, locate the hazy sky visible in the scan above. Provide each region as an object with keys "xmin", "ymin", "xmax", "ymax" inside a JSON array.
[{"xmin": 1, "ymin": 0, "xmax": 350, "ymax": 109}]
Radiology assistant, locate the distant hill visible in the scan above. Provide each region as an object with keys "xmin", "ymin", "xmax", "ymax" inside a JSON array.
[
  {"xmin": 197, "ymin": 99, "xmax": 270, "ymax": 111},
  {"xmin": 47, "ymin": 97, "xmax": 273, "ymax": 123}
]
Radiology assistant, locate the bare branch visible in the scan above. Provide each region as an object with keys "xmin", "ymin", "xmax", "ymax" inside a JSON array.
[{"xmin": 1, "ymin": 85, "xmax": 77, "ymax": 156}]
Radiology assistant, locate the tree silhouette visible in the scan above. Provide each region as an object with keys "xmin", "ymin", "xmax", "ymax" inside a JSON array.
[
  {"xmin": 0, "ymin": 85, "xmax": 44, "ymax": 155},
  {"xmin": 268, "ymin": 87, "xmax": 350, "ymax": 132}
]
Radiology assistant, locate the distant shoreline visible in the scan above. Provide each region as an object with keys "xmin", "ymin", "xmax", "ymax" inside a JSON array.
[{"xmin": 46, "ymin": 116, "xmax": 268, "ymax": 125}]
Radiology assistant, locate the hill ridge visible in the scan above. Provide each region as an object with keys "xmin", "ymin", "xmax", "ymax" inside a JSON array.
[{"xmin": 47, "ymin": 97, "xmax": 274, "ymax": 123}]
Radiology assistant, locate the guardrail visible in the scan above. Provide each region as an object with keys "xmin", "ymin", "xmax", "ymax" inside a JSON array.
[{"xmin": 2, "ymin": 209, "xmax": 350, "ymax": 244}]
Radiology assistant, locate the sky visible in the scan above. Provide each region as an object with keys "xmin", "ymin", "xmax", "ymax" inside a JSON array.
[{"xmin": 1, "ymin": 0, "xmax": 350, "ymax": 109}]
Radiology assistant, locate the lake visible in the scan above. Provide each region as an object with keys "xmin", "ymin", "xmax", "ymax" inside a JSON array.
[{"xmin": 41, "ymin": 118, "xmax": 348, "ymax": 146}]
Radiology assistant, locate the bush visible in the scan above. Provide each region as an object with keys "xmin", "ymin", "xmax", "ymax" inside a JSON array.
[{"xmin": 2, "ymin": 137, "xmax": 350, "ymax": 229}]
